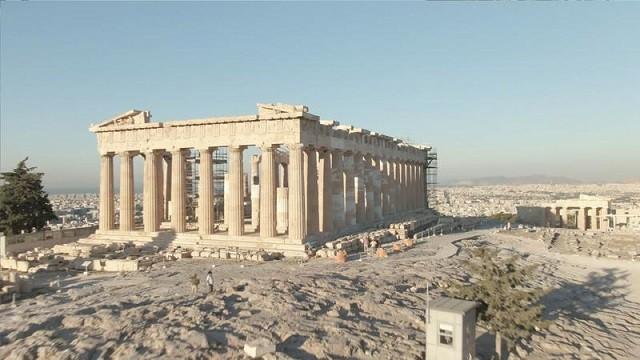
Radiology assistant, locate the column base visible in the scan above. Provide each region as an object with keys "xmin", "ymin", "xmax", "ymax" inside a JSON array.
[
  {"xmin": 79, "ymin": 230, "xmax": 172, "ymax": 248},
  {"xmin": 171, "ymin": 232, "xmax": 308, "ymax": 257}
]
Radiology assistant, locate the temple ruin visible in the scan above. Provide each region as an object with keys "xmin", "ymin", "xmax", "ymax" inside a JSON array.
[
  {"xmin": 517, "ymin": 194, "xmax": 640, "ymax": 231},
  {"xmin": 82, "ymin": 103, "xmax": 431, "ymax": 256}
]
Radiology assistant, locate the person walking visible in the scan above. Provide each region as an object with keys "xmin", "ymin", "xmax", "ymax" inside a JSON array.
[
  {"xmin": 206, "ymin": 270, "xmax": 214, "ymax": 293},
  {"xmin": 190, "ymin": 273, "xmax": 200, "ymax": 294}
]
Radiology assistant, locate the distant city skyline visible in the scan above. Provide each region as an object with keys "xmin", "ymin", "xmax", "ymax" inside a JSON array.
[{"xmin": 2, "ymin": 2, "xmax": 639, "ymax": 192}]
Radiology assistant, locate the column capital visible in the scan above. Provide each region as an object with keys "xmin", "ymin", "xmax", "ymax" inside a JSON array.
[
  {"xmin": 330, "ymin": 148, "xmax": 343, "ymax": 155},
  {"xmin": 143, "ymin": 149, "xmax": 164, "ymax": 156},
  {"xmin": 170, "ymin": 148, "xmax": 186, "ymax": 156},
  {"xmin": 100, "ymin": 152, "xmax": 115, "ymax": 158},
  {"xmin": 229, "ymin": 145, "xmax": 248, "ymax": 153},
  {"xmin": 259, "ymin": 143, "xmax": 277, "ymax": 152},
  {"xmin": 288, "ymin": 143, "xmax": 305, "ymax": 151},
  {"xmin": 119, "ymin": 150, "xmax": 137, "ymax": 158},
  {"xmin": 198, "ymin": 146, "xmax": 216, "ymax": 153}
]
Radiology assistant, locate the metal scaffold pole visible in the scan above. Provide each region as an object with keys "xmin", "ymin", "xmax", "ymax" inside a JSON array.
[{"xmin": 425, "ymin": 148, "xmax": 438, "ymax": 210}]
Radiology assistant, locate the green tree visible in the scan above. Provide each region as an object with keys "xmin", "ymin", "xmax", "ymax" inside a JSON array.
[
  {"xmin": 0, "ymin": 158, "xmax": 57, "ymax": 234},
  {"xmin": 447, "ymin": 247, "xmax": 545, "ymax": 359}
]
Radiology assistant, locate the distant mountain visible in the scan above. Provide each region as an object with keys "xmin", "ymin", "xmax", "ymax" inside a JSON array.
[
  {"xmin": 622, "ymin": 178, "xmax": 640, "ymax": 184},
  {"xmin": 448, "ymin": 175, "xmax": 583, "ymax": 186}
]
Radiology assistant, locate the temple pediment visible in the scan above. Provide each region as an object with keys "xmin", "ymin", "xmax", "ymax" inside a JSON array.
[
  {"xmin": 257, "ymin": 103, "xmax": 308, "ymax": 117},
  {"xmin": 91, "ymin": 110, "xmax": 151, "ymax": 131}
]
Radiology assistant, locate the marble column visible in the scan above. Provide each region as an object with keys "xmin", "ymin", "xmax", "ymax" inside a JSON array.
[
  {"xmin": 403, "ymin": 162, "xmax": 410, "ymax": 211},
  {"xmin": 279, "ymin": 163, "xmax": 288, "ymax": 187},
  {"xmin": 223, "ymin": 174, "xmax": 229, "ymax": 227},
  {"xmin": 372, "ymin": 156, "xmax": 383, "ymax": 220},
  {"xmin": 99, "ymin": 153, "xmax": 114, "ymax": 231},
  {"xmin": 305, "ymin": 147, "xmax": 319, "ymax": 234},
  {"xmin": 251, "ymin": 155, "xmax": 260, "ymax": 230},
  {"xmin": 393, "ymin": 160, "xmax": 401, "ymax": 213},
  {"xmin": 405, "ymin": 162, "xmax": 411, "ymax": 211},
  {"xmin": 364, "ymin": 154, "xmax": 375, "ymax": 223},
  {"xmin": 555, "ymin": 207, "xmax": 562, "ymax": 227},
  {"xmin": 198, "ymin": 147, "xmax": 215, "ymax": 235},
  {"xmin": 560, "ymin": 208, "xmax": 569, "ymax": 228},
  {"xmin": 410, "ymin": 162, "xmax": 416, "ymax": 209},
  {"xmin": 170, "ymin": 149, "xmax": 186, "ymax": 232},
  {"xmin": 119, "ymin": 151, "xmax": 135, "ymax": 232},
  {"xmin": 378, "ymin": 157, "xmax": 388, "ymax": 217},
  {"xmin": 343, "ymin": 152, "xmax": 356, "ymax": 226},
  {"xmin": 415, "ymin": 163, "xmax": 421, "ymax": 209},
  {"xmin": 164, "ymin": 156, "xmax": 172, "ymax": 222},
  {"xmin": 228, "ymin": 145, "xmax": 245, "ymax": 237},
  {"xmin": 577, "ymin": 208, "xmax": 586, "ymax": 230},
  {"xmin": 331, "ymin": 150, "xmax": 345, "ymax": 229},
  {"xmin": 260, "ymin": 144, "xmax": 277, "ymax": 237},
  {"xmin": 155, "ymin": 153, "xmax": 164, "ymax": 227},
  {"xmin": 416, "ymin": 163, "xmax": 423, "ymax": 209},
  {"xmin": 354, "ymin": 153, "xmax": 366, "ymax": 224},
  {"xmin": 288, "ymin": 143, "xmax": 306, "ymax": 242},
  {"xmin": 399, "ymin": 161, "xmax": 407, "ymax": 212},
  {"xmin": 143, "ymin": 150, "xmax": 160, "ymax": 232},
  {"xmin": 600, "ymin": 209, "xmax": 608, "ymax": 230},
  {"xmin": 408, "ymin": 162, "xmax": 415, "ymax": 210},
  {"xmin": 386, "ymin": 159, "xmax": 396, "ymax": 214},
  {"xmin": 276, "ymin": 187, "xmax": 289, "ymax": 234},
  {"xmin": 318, "ymin": 149, "xmax": 332, "ymax": 232}
]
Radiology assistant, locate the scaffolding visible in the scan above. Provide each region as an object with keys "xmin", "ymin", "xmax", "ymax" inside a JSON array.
[
  {"xmin": 425, "ymin": 148, "xmax": 438, "ymax": 209},
  {"xmin": 185, "ymin": 148, "xmax": 228, "ymax": 222}
]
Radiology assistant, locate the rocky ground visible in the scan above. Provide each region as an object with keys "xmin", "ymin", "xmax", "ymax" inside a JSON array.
[
  {"xmin": 0, "ymin": 229, "xmax": 639, "ymax": 359},
  {"xmin": 514, "ymin": 228, "xmax": 640, "ymax": 260}
]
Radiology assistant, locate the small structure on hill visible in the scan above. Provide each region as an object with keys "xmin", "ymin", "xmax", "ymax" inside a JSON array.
[
  {"xmin": 517, "ymin": 194, "xmax": 640, "ymax": 231},
  {"xmin": 426, "ymin": 296, "xmax": 478, "ymax": 360}
]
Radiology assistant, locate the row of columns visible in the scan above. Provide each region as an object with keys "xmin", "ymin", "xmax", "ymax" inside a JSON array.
[
  {"xmin": 553, "ymin": 206, "xmax": 608, "ymax": 231},
  {"xmin": 98, "ymin": 144, "xmax": 426, "ymax": 243}
]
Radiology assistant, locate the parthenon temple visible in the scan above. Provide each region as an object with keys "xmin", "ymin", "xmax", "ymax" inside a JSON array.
[{"xmin": 83, "ymin": 103, "xmax": 431, "ymax": 256}]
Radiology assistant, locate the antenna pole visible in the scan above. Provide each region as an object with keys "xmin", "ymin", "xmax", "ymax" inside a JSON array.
[{"xmin": 425, "ymin": 281, "xmax": 430, "ymax": 360}]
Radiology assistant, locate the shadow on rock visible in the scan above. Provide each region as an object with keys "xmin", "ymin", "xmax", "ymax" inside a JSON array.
[
  {"xmin": 541, "ymin": 267, "xmax": 632, "ymax": 333},
  {"xmin": 278, "ymin": 334, "xmax": 317, "ymax": 359}
]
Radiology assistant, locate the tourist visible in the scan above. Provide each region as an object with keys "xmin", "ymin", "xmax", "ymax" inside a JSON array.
[
  {"xmin": 190, "ymin": 273, "xmax": 200, "ymax": 294},
  {"xmin": 206, "ymin": 270, "xmax": 214, "ymax": 292}
]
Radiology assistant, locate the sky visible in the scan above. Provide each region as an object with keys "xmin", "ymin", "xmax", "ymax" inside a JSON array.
[{"xmin": 1, "ymin": 2, "xmax": 639, "ymax": 192}]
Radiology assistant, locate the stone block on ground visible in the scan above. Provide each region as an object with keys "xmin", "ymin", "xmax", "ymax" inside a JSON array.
[
  {"xmin": 243, "ymin": 338, "xmax": 276, "ymax": 359},
  {"xmin": 100, "ymin": 259, "xmax": 139, "ymax": 272},
  {"xmin": 16, "ymin": 260, "xmax": 30, "ymax": 272}
]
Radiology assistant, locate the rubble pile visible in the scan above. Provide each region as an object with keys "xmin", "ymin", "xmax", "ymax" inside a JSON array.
[
  {"xmin": 0, "ymin": 270, "xmax": 32, "ymax": 301},
  {"xmin": 0, "ymin": 242, "xmax": 162, "ymax": 274},
  {"xmin": 164, "ymin": 247, "xmax": 284, "ymax": 262},
  {"xmin": 524, "ymin": 229, "xmax": 640, "ymax": 261},
  {"xmin": 316, "ymin": 229, "xmax": 397, "ymax": 258},
  {"xmin": 389, "ymin": 216, "xmax": 433, "ymax": 239}
]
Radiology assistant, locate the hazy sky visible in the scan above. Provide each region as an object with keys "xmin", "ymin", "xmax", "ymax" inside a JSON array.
[{"xmin": 1, "ymin": 2, "xmax": 639, "ymax": 192}]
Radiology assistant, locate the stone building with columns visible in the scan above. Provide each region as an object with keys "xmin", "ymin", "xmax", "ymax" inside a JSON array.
[
  {"xmin": 517, "ymin": 194, "xmax": 612, "ymax": 231},
  {"xmin": 84, "ymin": 103, "xmax": 430, "ymax": 256}
]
